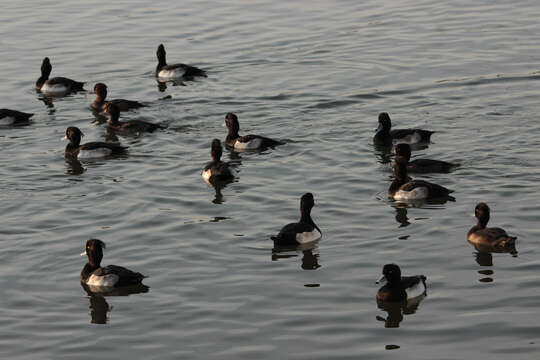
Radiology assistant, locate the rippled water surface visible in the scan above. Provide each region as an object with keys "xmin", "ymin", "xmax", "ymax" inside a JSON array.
[{"xmin": 1, "ymin": 0, "xmax": 540, "ymax": 359}]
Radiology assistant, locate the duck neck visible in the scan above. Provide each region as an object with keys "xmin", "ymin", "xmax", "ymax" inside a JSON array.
[
  {"xmin": 36, "ymin": 74, "xmax": 48, "ymax": 88},
  {"xmin": 227, "ymin": 127, "xmax": 239, "ymax": 141},
  {"xmin": 300, "ymin": 205, "xmax": 319, "ymax": 233},
  {"xmin": 157, "ymin": 55, "xmax": 167, "ymax": 72},
  {"xmin": 81, "ymin": 262, "xmax": 99, "ymax": 281}
]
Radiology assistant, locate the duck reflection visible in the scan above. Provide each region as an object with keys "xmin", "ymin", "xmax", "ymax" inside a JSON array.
[
  {"xmin": 65, "ymin": 158, "xmax": 85, "ymax": 175},
  {"xmin": 469, "ymin": 241, "xmax": 517, "ymax": 283},
  {"xmin": 394, "ymin": 205, "xmax": 410, "ymax": 227},
  {"xmin": 81, "ymin": 283, "xmax": 149, "ymax": 324},
  {"xmin": 38, "ymin": 95, "xmax": 55, "ymax": 114},
  {"xmin": 271, "ymin": 243, "xmax": 321, "ymax": 270},
  {"xmin": 376, "ymin": 296, "xmax": 425, "ymax": 328},
  {"xmin": 156, "ymin": 79, "xmax": 185, "ymax": 92}
]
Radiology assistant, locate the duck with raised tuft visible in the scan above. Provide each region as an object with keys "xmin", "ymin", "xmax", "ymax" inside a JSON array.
[
  {"xmin": 155, "ymin": 44, "xmax": 207, "ymax": 79},
  {"xmin": 36, "ymin": 57, "xmax": 85, "ymax": 95},
  {"xmin": 374, "ymin": 112, "xmax": 434, "ymax": 145},
  {"xmin": 64, "ymin": 126, "xmax": 127, "ymax": 159},
  {"xmin": 81, "ymin": 239, "xmax": 146, "ymax": 288},
  {"xmin": 272, "ymin": 193, "xmax": 321, "ymax": 246},
  {"xmin": 225, "ymin": 112, "xmax": 284, "ymax": 150},
  {"xmin": 376, "ymin": 264, "xmax": 427, "ymax": 302}
]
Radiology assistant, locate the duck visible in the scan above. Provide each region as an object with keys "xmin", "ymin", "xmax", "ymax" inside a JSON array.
[
  {"xmin": 374, "ymin": 112, "xmax": 434, "ymax": 145},
  {"xmin": 225, "ymin": 112, "xmax": 284, "ymax": 150},
  {"xmin": 468, "ymin": 203, "xmax": 517, "ymax": 248},
  {"xmin": 0, "ymin": 109, "xmax": 33, "ymax": 126},
  {"xmin": 376, "ymin": 264, "xmax": 426, "ymax": 302},
  {"xmin": 35, "ymin": 57, "xmax": 85, "ymax": 95},
  {"xmin": 106, "ymin": 103, "xmax": 165, "ymax": 133},
  {"xmin": 394, "ymin": 143, "xmax": 458, "ymax": 173},
  {"xmin": 81, "ymin": 239, "xmax": 146, "ymax": 288},
  {"xmin": 389, "ymin": 157, "xmax": 453, "ymax": 201},
  {"xmin": 64, "ymin": 126, "xmax": 127, "ymax": 159},
  {"xmin": 155, "ymin": 44, "xmax": 207, "ymax": 79},
  {"xmin": 92, "ymin": 83, "xmax": 146, "ymax": 112},
  {"xmin": 202, "ymin": 139, "xmax": 234, "ymax": 183},
  {"xmin": 271, "ymin": 193, "xmax": 321, "ymax": 246}
]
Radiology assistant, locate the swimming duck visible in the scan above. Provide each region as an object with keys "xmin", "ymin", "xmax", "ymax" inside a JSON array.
[
  {"xmin": 106, "ymin": 103, "xmax": 164, "ymax": 133},
  {"xmin": 468, "ymin": 203, "xmax": 517, "ymax": 248},
  {"xmin": 225, "ymin": 113, "xmax": 283, "ymax": 150},
  {"xmin": 394, "ymin": 143, "xmax": 458, "ymax": 173},
  {"xmin": 388, "ymin": 158, "xmax": 453, "ymax": 201},
  {"xmin": 271, "ymin": 193, "xmax": 321, "ymax": 246},
  {"xmin": 92, "ymin": 83, "xmax": 146, "ymax": 112},
  {"xmin": 81, "ymin": 239, "xmax": 146, "ymax": 288},
  {"xmin": 376, "ymin": 264, "xmax": 426, "ymax": 302},
  {"xmin": 374, "ymin": 112, "xmax": 434, "ymax": 145},
  {"xmin": 35, "ymin": 57, "xmax": 85, "ymax": 95},
  {"xmin": 0, "ymin": 109, "xmax": 33, "ymax": 126},
  {"xmin": 155, "ymin": 44, "xmax": 207, "ymax": 79},
  {"xmin": 64, "ymin": 126, "xmax": 127, "ymax": 159},
  {"xmin": 202, "ymin": 139, "xmax": 234, "ymax": 183}
]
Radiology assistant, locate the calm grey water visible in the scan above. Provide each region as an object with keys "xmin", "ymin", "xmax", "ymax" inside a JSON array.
[{"xmin": 1, "ymin": 0, "xmax": 540, "ymax": 358}]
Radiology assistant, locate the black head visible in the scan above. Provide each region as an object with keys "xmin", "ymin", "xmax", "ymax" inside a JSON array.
[
  {"xmin": 225, "ymin": 112, "xmax": 239, "ymax": 134},
  {"xmin": 40, "ymin": 57, "xmax": 52, "ymax": 77},
  {"xmin": 394, "ymin": 143, "xmax": 411, "ymax": 162},
  {"xmin": 83, "ymin": 239, "xmax": 106, "ymax": 266},
  {"xmin": 65, "ymin": 126, "xmax": 84, "ymax": 146},
  {"xmin": 211, "ymin": 138, "xmax": 223, "ymax": 161},
  {"xmin": 381, "ymin": 263, "xmax": 402, "ymax": 284},
  {"xmin": 377, "ymin": 112, "xmax": 392, "ymax": 133},
  {"xmin": 300, "ymin": 192, "xmax": 315, "ymax": 214},
  {"xmin": 474, "ymin": 202, "xmax": 490, "ymax": 226},
  {"xmin": 94, "ymin": 83, "xmax": 107, "ymax": 98},
  {"xmin": 105, "ymin": 103, "xmax": 120, "ymax": 123},
  {"xmin": 157, "ymin": 44, "xmax": 166, "ymax": 62}
]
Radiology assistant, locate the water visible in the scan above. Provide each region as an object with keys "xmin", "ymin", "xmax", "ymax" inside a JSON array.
[{"xmin": 1, "ymin": 0, "xmax": 540, "ymax": 358}]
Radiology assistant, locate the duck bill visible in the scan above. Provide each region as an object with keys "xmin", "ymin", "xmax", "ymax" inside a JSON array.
[
  {"xmin": 375, "ymin": 275, "xmax": 386, "ymax": 285},
  {"xmin": 375, "ymin": 123, "xmax": 383, "ymax": 133},
  {"xmin": 80, "ymin": 251, "xmax": 87, "ymax": 256}
]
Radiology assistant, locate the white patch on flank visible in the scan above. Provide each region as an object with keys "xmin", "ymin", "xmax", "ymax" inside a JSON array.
[
  {"xmin": 0, "ymin": 116, "xmax": 15, "ymax": 125},
  {"xmin": 87, "ymin": 273, "xmax": 119, "ymax": 287},
  {"xmin": 77, "ymin": 148, "xmax": 113, "ymax": 159},
  {"xmin": 405, "ymin": 280, "xmax": 426, "ymax": 299},
  {"xmin": 393, "ymin": 187, "xmax": 429, "ymax": 200},
  {"xmin": 158, "ymin": 68, "xmax": 185, "ymax": 79},
  {"xmin": 393, "ymin": 132, "xmax": 421, "ymax": 145},
  {"xmin": 295, "ymin": 229, "xmax": 321, "ymax": 244},
  {"xmin": 235, "ymin": 138, "xmax": 262, "ymax": 150},
  {"xmin": 201, "ymin": 169, "xmax": 212, "ymax": 181},
  {"xmin": 40, "ymin": 83, "xmax": 69, "ymax": 95}
]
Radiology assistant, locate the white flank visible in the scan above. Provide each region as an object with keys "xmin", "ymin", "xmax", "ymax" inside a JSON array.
[
  {"xmin": 405, "ymin": 280, "xmax": 426, "ymax": 299},
  {"xmin": 201, "ymin": 169, "xmax": 212, "ymax": 181},
  {"xmin": 393, "ymin": 132, "xmax": 422, "ymax": 145},
  {"xmin": 41, "ymin": 83, "xmax": 69, "ymax": 95},
  {"xmin": 235, "ymin": 138, "xmax": 262, "ymax": 150},
  {"xmin": 158, "ymin": 68, "xmax": 185, "ymax": 79},
  {"xmin": 295, "ymin": 229, "xmax": 321, "ymax": 244},
  {"xmin": 87, "ymin": 273, "xmax": 119, "ymax": 287},
  {"xmin": 0, "ymin": 116, "xmax": 15, "ymax": 125},
  {"xmin": 78, "ymin": 148, "xmax": 113, "ymax": 159},
  {"xmin": 393, "ymin": 187, "xmax": 429, "ymax": 200}
]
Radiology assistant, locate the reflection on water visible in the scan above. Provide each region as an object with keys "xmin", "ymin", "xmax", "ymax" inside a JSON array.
[
  {"xmin": 394, "ymin": 205, "xmax": 410, "ymax": 227},
  {"xmin": 156, "ymin": 79, "xmax": 185, "ymax": 92},
  {"xmin": 272, "ymin": 243, "xmax": 321, "ymax": 270},
  {"xmin": 81, "ymin": 283, "xmax": 149, "ymax": 325},
  {"xmin": 470, "ymin": 240, "xmax": 518, "ymax": 283},
  {"xmin": 65, "ymin": 158, "xmax": 85, "ymax": 175},
  {"xmin": 376, "ymin": 294, "xmax": 426, "ymax": 328}
]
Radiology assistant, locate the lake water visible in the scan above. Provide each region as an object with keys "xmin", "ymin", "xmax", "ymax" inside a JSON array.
[{"xmin": 1, "ymin": 0, "xmax": 540, "ymax": 358}]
